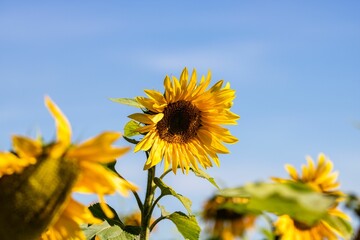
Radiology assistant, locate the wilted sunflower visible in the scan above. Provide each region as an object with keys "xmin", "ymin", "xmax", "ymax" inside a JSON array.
[
  {"xmin": 0, "ymin": 96, "xmax": 137, "ymax": 240},
  {"xmin": 202, "ymin": 195, "xmax": 256, "ymax": 240},
  {"xmin": 273, "ymin": 153, "xmax": 349, "ymax": 240},
  {"xmin": 129, "ymin": 68, "xmax": 239, "ymax": 173}
]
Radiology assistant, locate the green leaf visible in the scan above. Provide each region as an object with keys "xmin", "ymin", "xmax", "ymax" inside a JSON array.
[
  {"xmin": 124, "ymin": 120, "xmax": 141, "ymax": 138},
  {"xmin": 154, "ymin": 177, "xmax": 192, "ymax": 214},
  {"xmin": 218, "ymin": 181, "xmax": 336, "ymax": 226},
  {"xmin": 110, "ymin": 98, "xmax": 143, "ymax": 108},
  {"xmin": 82, "ymin": 221, "xmax": 138, "ymax": 240},
  {"xmin": 88, "ymin": 203, "xmax": 124, "ymax": 228},
  {"xmin": 260, "ymin": 228, "xmax": 276, "ymax": 240},
  {"xmin": 322, "ymin": 213, "xmax": 353, "ymax": 239},
  {"xmin": 82, "ymin": 221, "xmax": 110, "ymax": 239},
  {"xmin": 123, "ymin": 136, "xmax": 140, "ymax": 145},
  {"xmin": 190, "ymin": 167, "xmax": 219, "ymax": 189},
  {"xmin": 166, "ymin": 212, "xmax": 200, "ymax": 240},
  {"xmin": 158, "ymin": 205, "xmax": 200, "ymax": 240}
]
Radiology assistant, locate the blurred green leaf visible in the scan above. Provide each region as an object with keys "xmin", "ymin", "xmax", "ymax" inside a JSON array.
[
  {"xmin": 218, "ymin": 182, "xmax": 336, "ymax": 226},
  {"xmin": 154, "ymin": 177, "xmax": 192, "ymax": 214},
  {"xmin": 322, "ymin": 213, "xmax": 353, "ymax": 239},
  {"xmin": 82, "ymin": 221, "xmax": 137, "ymax": 240},
  {"xmin": 124, "ymin": 120, "xmax": 141, "ymax": 138},
  {"xmin": 88, "ymin": 203, "xmax": 124, "ymax": 228},
  {"xmin": 190, "ymin": 167, "xmax": 219, "ymax": 189},
  {"xmin": 158, "ymin": 205, "xmax": 200, "ymax": 240},
  {"xmin": 260, "ymin": 228, "xmax": 276, "ymax": 240},
  {"xmin": 110, "ymin": 98, "xmax": 143, "ymax": 108}
]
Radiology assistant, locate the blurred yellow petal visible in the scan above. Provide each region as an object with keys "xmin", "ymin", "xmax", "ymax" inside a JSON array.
[
  {"xmin": 285, "ymin": 164, "xmax": 298, "ymax": 180},
  {"xmin": 12, "ymin": 135, "xmax": 42, "ymax": 158},
  {"xmin": 67, "ymin": 132, "xmax": 129, "ymax": 163},
  {"xmin": 44, "ymin": 96, "xmax": 71, "ymax": 146}
]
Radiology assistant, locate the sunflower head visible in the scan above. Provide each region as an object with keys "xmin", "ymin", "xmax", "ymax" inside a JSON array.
[
  {"xmin": 129, "ymin": 68, "xmax": 239, "ymax": 173},
  {"xmin": 273, "ymin": 153, "xmax": 342, "ymax": 196},
  {"xmin": 0, "ymin": 140, "xmax": 80, "ymax": 240},
  {"xmin": 0, "ymin": 96, "xmax": 136, "ymax": 240},
  {"xmin": 272, "ymin": 154, "xmax": 350, "ymax": 240},
  {"xmin": 202, "ymin": 196, "xmax": 256, "ymax": 239}
]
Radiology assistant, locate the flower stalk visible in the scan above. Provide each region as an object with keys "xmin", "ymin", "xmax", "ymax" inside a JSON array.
[{"xmin": 140, "ymin": 154, "xmax": 156, "ymax": 240}]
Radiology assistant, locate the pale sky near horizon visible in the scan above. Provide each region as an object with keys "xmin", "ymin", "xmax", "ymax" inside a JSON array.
[{"xmin": 1, "ymin": 1, "xmax": 360, "ymax": 239}]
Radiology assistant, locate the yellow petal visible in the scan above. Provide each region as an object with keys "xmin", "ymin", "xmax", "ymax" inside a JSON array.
[
  {"xmin": 134, "ymin": 131, "xmax": 156, "ymax": 152},
  {"xmin": 67, "ymin": 132, "xmax": 129, "ymax": 163},
  {"xmin": 285, "ymin": 164, "xmax": 298, "ymax": 180},
  {"xmin": 0, "ymin": 152, "xmax": 35, "ymax": 177},
  {"xmin": 128, "ymin": 113, "xmax": 154, "ymax": 124},
  {"xmin": 12, "ymin": 135, "xmax": 42, "ymax": 158},
  {"xmin": 44, "ymin": 96, "xmax": 71, "ymax": 146},
  {"xmin": 74, "ymin": 161, "xmax": 137, "ymax": 196}
]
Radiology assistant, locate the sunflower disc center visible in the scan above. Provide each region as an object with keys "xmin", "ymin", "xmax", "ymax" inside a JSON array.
[
  {"xmin": 156, "ymin": 100, "xmax": 201, "ymax": 143},
  {"xmin": 294, "ymin": 220, "xmax": 312, "ymax": 230}
]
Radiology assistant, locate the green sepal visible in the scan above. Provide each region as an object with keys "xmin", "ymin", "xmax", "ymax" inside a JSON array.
[
  {"xmin": 124, "ymin": 120, "xmax": 142, "ymax": 138},
  {"xmin": 154, "ymin": 177, "xmax": 192, "ymax": 214},
  {"xmin": 110, "ymin": 98, "xmax": 144, "ymax": 108},
  {"xmin": 218, "ymin": 181, "xmax": 336, "ymax": 226},
  {"xmin": 159, "ymin": 206, "xmax": 200, "ymax": 240},
  {"xmin": 123, "ymin": 136, "xmax": 140, "ymax": 145},
  {"xmin": 190, "ymin": 167, "xmax": 219, "ymax": 189}
]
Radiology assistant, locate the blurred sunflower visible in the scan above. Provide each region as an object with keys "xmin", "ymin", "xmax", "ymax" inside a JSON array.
[
  {"xmin": 273, "ymin": 153, "xmax": 349, "ymax": 240},
  {"xmin": 202, "ymin": 195, "xmax": 256, "ymax": 240},
  {"xmin": 129, "ymin": 68, "xmax": 239, "ymax": 173},
  {"xmin": 0, "ymin": 96, "xmax": 137, "ymax": 240},
  {"xmin": 123, "ymin": 211, "xmax": 155, "ymax": 229}
]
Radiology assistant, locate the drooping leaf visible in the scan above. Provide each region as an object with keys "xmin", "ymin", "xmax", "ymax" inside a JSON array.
[
  {"xmin": 158, "ymin": 205, "xmax": 200, "ymax": 240},
  {"xmin": 322, "ymin": 213, "xmax": 353, "ymax": 239},
  {"xmin": 89, "ymin": 203, "xmax": 124, "ymax": 228},
  {"xmin": 166, "ymin": 212, "xmax": 200, "ymax": 240},
  {"xmin": 190, "ymin": 167, "xmax": 219, "ymax": 189},
  {"xmin": 124, "ymin": 120, "xmax": 142, "ymax": 138},
  {"xmin": 218, "ymin": 181, "xmax": 336, "ymax": 226},
  {"xmin": 154, "ymin": 177, "xmax": 192, "ymax": 214},
  {"xmin": 110, "ymin": 98, "xmax": 143, "ymax": 108}
]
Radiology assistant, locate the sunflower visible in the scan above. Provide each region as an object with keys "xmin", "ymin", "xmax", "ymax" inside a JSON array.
[
  {"xmin": 0, "ymin": 96, "xmax": 137, "ymax": 240},
  {"xmin": 273, "ymin": 153, "xmax": 349, "ymax": 240},
  {"xmin": 129, "ymin": 68, "xmax": 239, "ymax": 173},
  {"xmin": 202, "ymin": 195, "xmax": 256, "ymax": 240}
]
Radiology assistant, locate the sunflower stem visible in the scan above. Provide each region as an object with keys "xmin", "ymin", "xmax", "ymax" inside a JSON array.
[
  {"xmin": 140, "ymin": 154, "xmax": 156, "ymax": 240},
  {"xmin": 116, "ymin": 172, "xmax": 143, "ymax": 211},
  {"xmin": 150, "ymin": 215, "xmax": 167, "ymax": 231}
]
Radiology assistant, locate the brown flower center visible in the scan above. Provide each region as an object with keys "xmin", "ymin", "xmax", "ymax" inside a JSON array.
[
  {"xmin": 156, "ymin": 100, "xmax": 201, "ymax": 143},
  {"xmin": 294, "ymin": 220, "xmax": 313, "ymax": 230}
]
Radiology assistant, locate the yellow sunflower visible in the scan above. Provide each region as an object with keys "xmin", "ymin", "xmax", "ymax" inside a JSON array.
[
  {"xmin": 202, "ymin": 195, "xmax": 256, "ymax": 240},
  {"xmin": 129, "ymin": 67, "xmax": 239, "ymax": 173},
  {"xmin": 0, "ymin": 96, "xmax": 137, "ymax": 240},
  {"xmin": 273, "ymin": 153, "xmax": 349, "ymax": 240}
]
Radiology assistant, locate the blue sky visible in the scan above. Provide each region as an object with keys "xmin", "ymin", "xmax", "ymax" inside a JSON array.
[{"xmin": 1, "ymin": 1, "xmax": 360, "ymax": 239}]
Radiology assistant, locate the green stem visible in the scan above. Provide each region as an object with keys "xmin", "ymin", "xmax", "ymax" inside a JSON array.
[
  {"xmin": 150, "ymin": 215, "xmax": 167, "ymax": 231},
  {"xmin": 140, "ymin": 154, "xmax": 156, "ymax": 240},
  {"xmin": 117, "ymin": 173, "xmax": 143, "ymax": 211}
]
